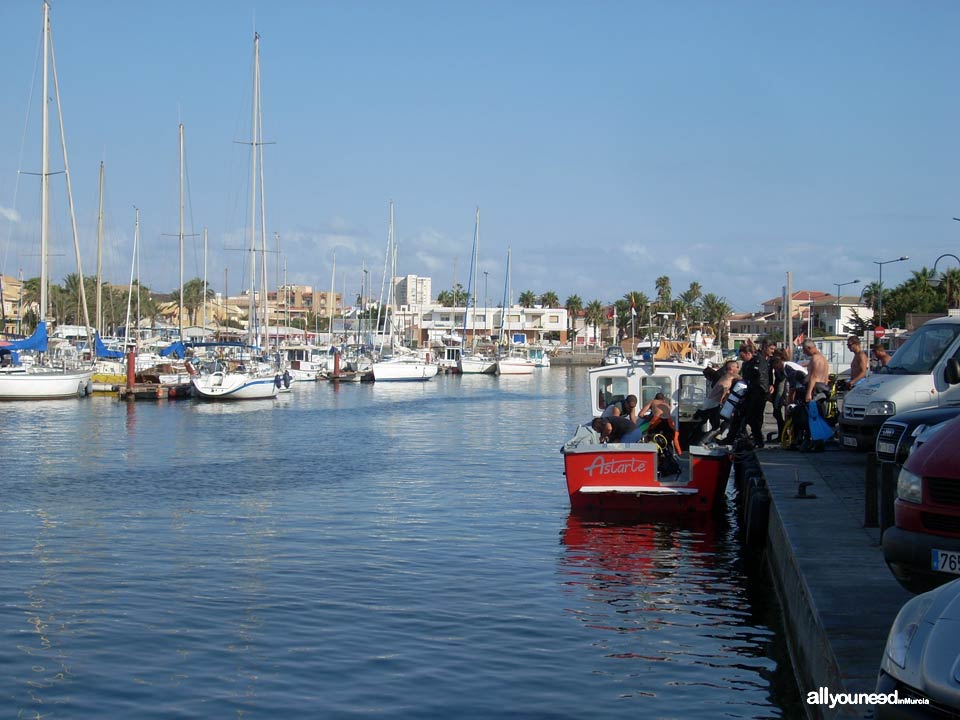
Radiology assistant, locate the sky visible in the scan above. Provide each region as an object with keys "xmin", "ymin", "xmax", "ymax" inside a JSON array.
[{"xmin": 2, "ymin": 0, "xmax": 960, "ymax": 315}]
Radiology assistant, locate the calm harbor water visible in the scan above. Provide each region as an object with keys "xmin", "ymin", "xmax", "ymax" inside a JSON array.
[{"xmin": 1, "ymin": 368, "xmax": 802, "ymax": 718}]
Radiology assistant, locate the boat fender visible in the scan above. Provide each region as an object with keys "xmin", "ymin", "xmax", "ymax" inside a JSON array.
[
  {"xmin": 274, "ymin": 374, "xmax": 282, "ymax": 389},
  {"xmin": 283, "ymin": 370, "xmax": 291, "ymax": 389},
  {"xmin": 742, "ymin": 485, "xmax": 770, "ymax": 549}
]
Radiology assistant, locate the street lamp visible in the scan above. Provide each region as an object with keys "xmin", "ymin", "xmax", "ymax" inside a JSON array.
[
  {"xmin": 833, "ymin": 279, "xmax": 860, "ymax": 334},
  {"xmin": 873, "ymin": 256, "xmax": 909, "ymax": 328},
  {"xmin": 929, "ymin": 253, "xmax": 960, "ymax": 308}
]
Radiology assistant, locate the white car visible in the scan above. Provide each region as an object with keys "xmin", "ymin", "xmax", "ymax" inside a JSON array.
[{"xmin": 876, "ymin": 578, "xmax": 960, "ymax": 716}]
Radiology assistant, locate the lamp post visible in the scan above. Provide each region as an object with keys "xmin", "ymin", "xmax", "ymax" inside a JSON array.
[
  {"xmin": 833, "ymin": 279, "xmax": 860, "ymax": 334},
  {"xmin": 873, "ymin": 256, "xmax": 909, "ymax": 328},
  {"xmin": 929, "ymin": 253, "xmax": 960, "ymax": 308}
]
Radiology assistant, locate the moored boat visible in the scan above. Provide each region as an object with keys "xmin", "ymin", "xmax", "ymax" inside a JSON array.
[
  {"xmin": 560, "ymin": 347, "xmax": 731, "ymax": 515},
  {"xmin": 562, "ymin": 441, "xmax": 731, "ymax": 514}
]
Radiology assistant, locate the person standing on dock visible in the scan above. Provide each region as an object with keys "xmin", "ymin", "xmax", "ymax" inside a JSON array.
[
  {"xmin": 734, "ymin": 341, "xmax": 769, "ymax": 447},
  {"xmin": 847, "ymin": 336, "xmax": 869, "ymax": 388},
  {"xmin": 871, "ymin": 342, "xmax": 891, "ymax": 369}
]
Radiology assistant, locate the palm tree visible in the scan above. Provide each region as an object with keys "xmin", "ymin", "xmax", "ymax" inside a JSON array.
[
  {"xmin": 700, "ymin": 293, "xmax": 732, "ymax": 349},
  {"xmin": 654, "ymin": 275, "xmax": 672, "ymax": 311},
  {"xmin": 942, "ymin": 268, "xmax": 960, "ymax": 309},
  {"xmin": 585, "ymin": 299, "xmax": 605, "ymax": 347},
  {"xmin": 679, "ymin": 282, "xmax": 703, "ymax": 325},
  {"xmin": 518, "ymin": 290, "xmax": 537, "ymax": 308},
  {"xmin": 181, "ymin": 278, "xmax": 215, "ymax": 325},
  {"xmin": 565, "ymin": 294, "xmax": 583, "ymax": 345},
  {"xmin": 539, "ymin": 290, "xmax": 559, "ymax": 308}
]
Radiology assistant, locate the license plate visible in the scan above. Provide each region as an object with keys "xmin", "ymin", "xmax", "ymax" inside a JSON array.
[
  {"xmin": 843, "ymin": 435, "xmax": 858, "ymax": 448},
  {"xmin": 932, "ymin": 549, "xmax": 960, "ymax": 575},
  {"xmin": 877, "ymin": 441, "xmax": 896, "ymax": 455}
]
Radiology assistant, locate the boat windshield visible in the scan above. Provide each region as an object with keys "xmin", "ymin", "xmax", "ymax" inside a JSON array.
[{"xmin": 884, "ymin": 324, "xmax": 960, "ymax": 375}]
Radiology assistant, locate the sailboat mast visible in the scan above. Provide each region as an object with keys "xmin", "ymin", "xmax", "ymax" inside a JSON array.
[
  {"xmin": 96, "ymin": 161, "xmax": 104, "ymax": 334},
  {"xmin": 202, "ymin": 227, "xmax": 208, "ymax": 333},
  {"xmin": 328, "ymin": 252, "xmax": 336, "ymax": 343},
  {"xmin": 247, "ymin": 32, "xmax": 259, "ymax": 348},
  {"xmin": 124, "ymin": 208, "xmax": 139, "ymax": 345},
  {"xmin": 178, "ymin": 123, "xmax": 185, "ymax": 341},
  {"xmin": 499, "ymin": 248, "xmax": 511, "ymax": 345},
  {"xmin": 39, "ymin": 1, "xmax": 50, "ymax": 322}
]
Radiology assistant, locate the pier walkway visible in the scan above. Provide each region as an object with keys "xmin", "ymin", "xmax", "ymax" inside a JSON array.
[{"xmin": 756, "ymin": 443, "xmax": 912, "ymax": 719}]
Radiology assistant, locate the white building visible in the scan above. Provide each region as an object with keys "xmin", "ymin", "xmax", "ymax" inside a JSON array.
[
  {"xmin": 391, "ymin": 303, "xmax": 568, "ymax": 348},
  {"xmin": 394, "ymin": 275, "xmax": 431, "ymax": 309}
]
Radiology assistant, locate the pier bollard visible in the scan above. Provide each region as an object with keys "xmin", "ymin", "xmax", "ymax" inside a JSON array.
[
  {"xmin": 864, "ymin": 453, "xmax": 879, "ymax": 528},
  {"xmin": 879, "ymin": 462, "xmax": 898, "ymax": 532}
]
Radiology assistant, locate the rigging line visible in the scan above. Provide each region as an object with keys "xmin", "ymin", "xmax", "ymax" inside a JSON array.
[{"xmin": 2, "ymin": 24, "xmax": 44, "ymax": 278}]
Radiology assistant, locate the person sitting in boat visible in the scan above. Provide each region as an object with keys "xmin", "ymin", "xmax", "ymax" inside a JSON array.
[
  {"xmin": 600, "ymin": 393, "xmax": 639, "ymax": 422},
  {"xmin": 639, "ymin": 392, "xmax": 683, "ymax": 454},
  {"xmin": 591, "ymin": 415, "xmax": 643, "ymax": 443}
]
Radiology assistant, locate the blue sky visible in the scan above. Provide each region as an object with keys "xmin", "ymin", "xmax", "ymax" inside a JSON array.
[{"xmin": 2, "ymin": 0, "xmax": 959, "ymax": 314}]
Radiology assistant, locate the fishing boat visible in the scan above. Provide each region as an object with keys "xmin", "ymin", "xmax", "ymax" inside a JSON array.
[
  {"xmin": 0, "ymin": 3, "xmax": 94, "ymax": 400},
  {"xmin": 560, "ymin": 347, "xmax": 731, "ymax": 514}
]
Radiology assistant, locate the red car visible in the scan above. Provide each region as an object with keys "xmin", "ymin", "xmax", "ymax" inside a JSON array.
[{"xmin": 882, "ymin": 414, "xmax": 960, "ymax": 593}]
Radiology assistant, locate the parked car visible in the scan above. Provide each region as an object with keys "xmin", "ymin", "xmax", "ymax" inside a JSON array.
[
  {"xmin": 875, "ymin": 404, "xmax": 960, "ymax": 466},
  {"xmin": 882, "ymin": 414, "xmax": 960, "ymax": 594},
  {"xmin": 840, "ymin": 316, "xmax": 960, "ymax": 451},
  {"xmin": 876, "ymin": 578, "xmax": 960, "ymax": 717}
]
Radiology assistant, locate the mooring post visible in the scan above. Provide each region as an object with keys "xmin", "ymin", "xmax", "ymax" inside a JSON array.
[
  {"xmin": 864, "ymin": 452, "xmax": 879, "ymax": 528},
  {"xmin": 879, "ymin": 462, "xmax": 898, "ymax": 533}
]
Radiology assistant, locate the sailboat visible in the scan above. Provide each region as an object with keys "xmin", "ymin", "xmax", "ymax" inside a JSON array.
[
  {"xmin": 495, "ymin": 248, "xmax": 535, "ymax": 375},
  {"xmin": 458, "ymin": 208, "xmax": 496, "ymax": 375},
  {"xmin": 191, "ymin": 31, "xmax": 279, "ymax": 401},
  {"xmin": 0, "ymin": 2, "xmax": 94, "ymax": 400},
  {"xmin": 371, "ymin": 202, "xmax": 438, "ymax": 382}
]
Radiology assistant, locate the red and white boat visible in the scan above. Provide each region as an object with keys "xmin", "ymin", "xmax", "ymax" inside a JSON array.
[
  {"xmin": 561, "ymin": 344, "xmax": 732, "ymax": 515},
  {"xmin": 562, "ymin": 442, "xmax": 731, "ymax": 513}
]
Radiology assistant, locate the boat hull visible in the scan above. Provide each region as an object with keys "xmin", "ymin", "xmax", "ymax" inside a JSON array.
[
  {"xmin": 496, "ymin": 358, "xmax": 535, "ymax": 375},
  {"xmin": 372, "ymin": 360, "xmax": 438, "ymax": 382},
  {"xmin": 562, "ymin": 443, "xmax": 730, "ymax": 514},
  {"xmin": 458, "ymin": 356, "xmax": 496, "ymax": 374},
  {"xmin": 0, "ymin": 369, "xmax": 93, "ymax": 400},
  {"xmin": 191, "ymin": 372, "xmax": 280, "ymax": 400}
]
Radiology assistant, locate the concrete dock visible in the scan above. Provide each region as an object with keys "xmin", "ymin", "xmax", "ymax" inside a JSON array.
[{"xmin": 756, "ymin": 443, "xmax": 913, "ymax": 718}]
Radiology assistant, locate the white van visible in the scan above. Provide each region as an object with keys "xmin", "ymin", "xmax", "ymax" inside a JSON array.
[{"xmin": 839, "ymin": 316, "xmax": 960, "ymax": 450}]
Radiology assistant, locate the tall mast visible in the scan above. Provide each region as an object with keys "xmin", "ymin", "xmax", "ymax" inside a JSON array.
[
  {"xmin": 327, "ymin": 252, "xmax": 336, "ymax": 342},
  {"xmin": 202, "ymin": 227, "xmax": 208, "ymax": 333},
  {"xmin": 124, "ymin": 208, "xmax": 139, "ymax": 345},
  {"xmin": 95, "ymin": 161, "xmax": 104, "ymax": 334},
  {"xmin": 39, "ymin": 1, "xmax": 50, "ymax": 321},
  {"xmin": 178, "ymin": 123, "xmax": 185, "ymax": 341},
  {"xmin": 247, "ymin": 32, "xmax": 259, "ymax": 348}
]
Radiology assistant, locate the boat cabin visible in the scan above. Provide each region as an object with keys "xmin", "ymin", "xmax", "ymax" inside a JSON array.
[{"xmin": 589, "ymin": 359, "xmax": 709, "ymax": 447}]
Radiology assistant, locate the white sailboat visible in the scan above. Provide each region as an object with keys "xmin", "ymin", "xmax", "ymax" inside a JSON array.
[
  {"xmin": 372, "ymin": 202, "xmax": 438, "ymax": 382},
  {"xmin": 495, "ymin": 248, "xmax": 535, "ymax": 375},
  {"xmin": 192, "ymin": 31, "xmax": 278, "ymax": 401},
  {"xmin": 0, "ymin": 2, "xmax": 93, "ymax": 400},
  {"xmin": 458, "ymin": 207, "xmax": 496, "ymax": 375}
]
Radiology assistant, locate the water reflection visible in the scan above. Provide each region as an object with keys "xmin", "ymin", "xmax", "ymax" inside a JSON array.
[{"xmin": 559, "ymin": 512, "xmax": 797, "ymax": 717}]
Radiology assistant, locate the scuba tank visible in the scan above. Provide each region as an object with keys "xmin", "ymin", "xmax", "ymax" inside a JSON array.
[{"xmin": 720, "ymin": 380, "xmax": 749, "ymax": 420}]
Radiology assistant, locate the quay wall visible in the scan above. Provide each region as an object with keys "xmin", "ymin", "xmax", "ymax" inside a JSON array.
[
  {"xmin": 549, "ymin": 353, "xmax": 602, "ymax": 367},
  {"xmin": 753, "ymin": 448, "xmax": 912, "ymax": 720}
]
